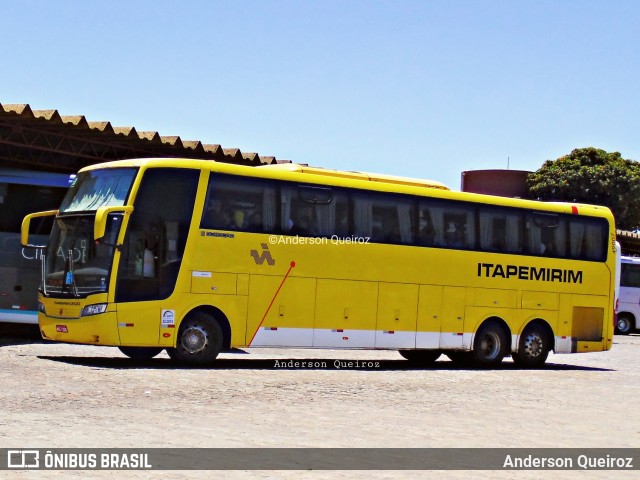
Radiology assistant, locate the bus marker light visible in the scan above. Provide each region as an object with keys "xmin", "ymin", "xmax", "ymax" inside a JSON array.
[{"xmin": 162, "ymin": 333, "xmax": 171, "ymax": 338}]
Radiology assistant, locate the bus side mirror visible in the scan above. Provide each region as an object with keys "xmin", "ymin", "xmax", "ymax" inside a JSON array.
[
  {"xmin": 21, "ymin": 210, "xmax": 58, "ymax": 247},
  {"xmin": 94, "ymin": 206, "xmax": 133, "ymax": 241}
]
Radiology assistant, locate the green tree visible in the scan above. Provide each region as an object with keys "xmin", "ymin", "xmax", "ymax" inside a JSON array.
[{"xmin": 527, "ymin": 147, "xmax": 640, "ymax": 230}]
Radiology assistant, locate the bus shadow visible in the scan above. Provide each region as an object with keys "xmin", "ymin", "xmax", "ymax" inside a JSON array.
[{"xmin": 37, "ymin": 355, "xmax": 614, "ymax": 372}]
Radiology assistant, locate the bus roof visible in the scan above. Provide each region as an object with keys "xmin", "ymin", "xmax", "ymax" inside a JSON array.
[
  {"xmin": 259, "ymin": 163, "xmax": 450, "ymax": 190},
  {"xmin": 79, "ymin": 158, "xmax": 614, "ymax": 220}
]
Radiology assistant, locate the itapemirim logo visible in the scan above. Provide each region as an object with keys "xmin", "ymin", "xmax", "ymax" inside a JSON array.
[{"xmin": 250, "ymin": 243, "xmax": 275, "ymax": 266}]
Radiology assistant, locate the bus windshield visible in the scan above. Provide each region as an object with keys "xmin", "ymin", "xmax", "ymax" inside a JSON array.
[
  {"xmin": 44, "ymin": 213, "xmax": 123, "ymax": 297},
  {"xmin": 60, "ymin": 168, "xmax": 137, "ymax": 213}
]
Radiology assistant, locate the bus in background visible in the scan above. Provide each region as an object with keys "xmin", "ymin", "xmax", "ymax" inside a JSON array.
[
  {"xmin": 1, "ymin": 169, "xmax": 72, "ymax": 324},
  {"xmin": 22, "ymin": 158, "xmax": 618, "ymax": 367},
  {"xmin": 616, "ymin": 256, "xmax": 640, "ymax": 334}
]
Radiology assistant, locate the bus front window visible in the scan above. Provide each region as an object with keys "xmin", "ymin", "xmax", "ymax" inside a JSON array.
[
  {"xmin": 60, "ymin": 168, "xmax": 137, "ymax": 213},
  {"xmin": 44, "ymin": 214, "xmax": 123, "ymax": 297}
]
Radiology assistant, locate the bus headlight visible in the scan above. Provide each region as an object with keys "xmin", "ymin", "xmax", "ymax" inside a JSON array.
[
  {"xmin": 38, "ymin": 302, "xmax": 47, "ymax": 314},
  {"xmin": 81, "ymin": 303, "xmax": 108, "ymax": 316}
]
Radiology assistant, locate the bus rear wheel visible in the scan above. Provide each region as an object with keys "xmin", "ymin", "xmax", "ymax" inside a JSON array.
[
  {"xmin": 512, "ymin": 323, "xmax": 551, "ymax": 368},
  {"xmin": 168, "ymin": 312, "xmax": 223, "ymax": 365},
  {"xmin": 118, "ymin": 346, "xmax": 163, "ymax": 360},
  {"xmin": 472, "ymin": 321, "xmax": 507, "ymax": 368},
  {"xmin": 615, "ymin": 314, "xmax": 634, "ymax": 335},
  {"xmin": 399, "ymin": 349, "xmax": 441, "ymax": 365}
]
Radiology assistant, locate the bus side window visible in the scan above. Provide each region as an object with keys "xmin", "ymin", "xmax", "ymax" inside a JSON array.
[
  {"xmin": 353, "ymin": 191, "xmax": 414, "ymax": 244},
  {"xmin": 201, "ymin": 175, "xmax": 277, "ymax": 234},
  {"xmin": 442, "ymin": 208, "xmax": 475, "ymax": 249},
  {"xmin": 622, "ymin": 263, "xmax": 640, "ymax": 287},
  {"xmin": 478, "ymin": 208, "xmax": 523, "ymax": 253},
  {"xmin": 527, "ymin": 213, "xmax": 566, "ymax": 257},
  {"xmin": 569, "ymin": 217, "xmax": 607, "ymax": 261},
  {"xmin": 418, "ymin": 207, "xmax": 435, "ymax": 246},
  {"xmin": 352, "ymin": 192, "xmax": 373, "ymax": 239},
  {"xmin": 295, "ymin": 185, "xmax": 348, "ymax": 238}
]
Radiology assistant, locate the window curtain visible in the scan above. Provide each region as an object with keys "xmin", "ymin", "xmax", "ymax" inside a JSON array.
[
  {"xmin": 429, "ymin": 207, "xmax": 445, "ymax": 246},
  {"xmin": 569, "ymin": 221, "xmax": 586, "ymax": 258},
  {"xmin": 553, "ymin": 220, "xmax": 567, "ymax": 256},
  {"xmin": 505, "ymin": 214, "xmax": 520, "ymax": 252},
  {"xmin": 397, "ymin": 203, "xmax": 413, "ymax": 243},
  {"xmin": 316, "ymin": 201, "xmax": 337, "ymax": 236},
  {"xmin": 527, "ymin": 218, "xmax": 542, "ymax": 254},
  {"xmin": 479, "ymin": 213, "xmax": 493, "ymax": 250},
  {"xmin": 354, "ymin": 199, "xmax": 373, "ymax": 237},
  {"xmin": 280, "ymin": 187, "xmax": 293, "ymax": 232},
  {"xmin": 585, "ymin": 223, "xmax": 603, "ymax": 260},
  {"xmin": 263, "ymin": 188, "xmax": 277, "ymax": 232},
  {"xmin": 465, "ymin": 210, "xmax": 476, "ymax": 247}
]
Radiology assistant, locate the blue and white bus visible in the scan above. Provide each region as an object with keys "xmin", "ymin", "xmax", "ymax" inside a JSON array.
[{"xmin": 0, "ymin": 169, "xmax": 73, "ymax": 324}]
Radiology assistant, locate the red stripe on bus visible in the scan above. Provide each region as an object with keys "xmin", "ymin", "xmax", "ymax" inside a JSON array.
[{"xmin": 248, "ymin": 261, "xmax": 296, "ymax": 346}]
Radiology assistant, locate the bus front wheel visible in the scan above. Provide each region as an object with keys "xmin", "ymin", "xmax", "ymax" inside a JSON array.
[
  {"xmin": 512, "ymin": 323, "xmax": 551, "ymax": 368},
  {"xmin": 399, "ymin": 349, "xmax": 441, "ymax": 365},
  {"xmin": 118, "ymin": 346, "xmax": 163, "ymax": 360},
  {"xmin": 168, "ymin": 312, "xmax": 223, "ymax": 365},
  {"xmin": 472, "ymin": 321, "xmax": 507, "ymax": 368}
]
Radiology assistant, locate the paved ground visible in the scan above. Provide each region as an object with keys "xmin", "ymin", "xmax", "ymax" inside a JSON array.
[{"xmin": 1, "ymin": 331, "xmax": 639, "ymax": 479}]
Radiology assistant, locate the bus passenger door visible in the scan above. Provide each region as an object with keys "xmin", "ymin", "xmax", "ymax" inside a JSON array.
[
  {"xmin": 439, "ymin": 286, "xmax": 466, "ymax": 349},
  {"xmin": 114, "ymin": 167, "xmax": 200, "ymax": 347}
]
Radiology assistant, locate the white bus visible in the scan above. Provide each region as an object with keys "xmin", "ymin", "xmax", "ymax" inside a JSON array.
[{"xmin": 616, "ymin": 256, "xmax": 640, "ymax": 334}]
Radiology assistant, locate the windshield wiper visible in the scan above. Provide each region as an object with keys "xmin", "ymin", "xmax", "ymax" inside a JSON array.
[{"xmin": 66, "ymin": 248, "xmax": 80, "ymax": 298}]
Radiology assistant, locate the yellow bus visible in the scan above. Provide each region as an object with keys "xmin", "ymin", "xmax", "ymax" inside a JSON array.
[{"xmin": 21, "ymin": 158, "xmax": 618, "ymax": 368}]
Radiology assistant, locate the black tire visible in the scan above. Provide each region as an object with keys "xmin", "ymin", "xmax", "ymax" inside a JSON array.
[
  {"xmin": 167, "ymin": 312, "xmax": 223, "ymax": 365},
  {"xmin": 472, "ymin": 321, "xmax": 508, "ymax": 368},
  {"xmin": 615, "ymin": 314, "xmax": 634, "ymax": 335},
  {"xmin": 399, "ymin": 349, "xmax": 441, "ymax": 365},
  {"xmin": 118, "ymin": 346, "xmax": 164, "ymax": 360},
  {"xmin": 512, "ymin": 323, "xmax": 551, "ymax": 368}
]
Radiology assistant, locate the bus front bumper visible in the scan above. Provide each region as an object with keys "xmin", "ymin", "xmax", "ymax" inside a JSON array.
[{"xmin": 39, "ymin": 312, "xmax": 120, "ymax": 346}]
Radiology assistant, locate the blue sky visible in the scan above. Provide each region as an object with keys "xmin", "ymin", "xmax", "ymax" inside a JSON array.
[{"xmin": 3, "ymin": 0, "xmax": 639, "ymax": 190}]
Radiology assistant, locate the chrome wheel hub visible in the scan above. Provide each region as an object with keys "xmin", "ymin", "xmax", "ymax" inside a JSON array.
[
  {"xmin": 480, "ymin": 332, "xmax": 500, "ymax": 360},
  {"xmin": 618, "ymin": 318, "xmax": 630, "ymax": 332},
  {"xmin": 523, "ymin": 334, "xmax": 543, "ymax": 358},
  {"xmin": 181, "ymin": 326, "xmax": 208, "ymax": 354}
]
